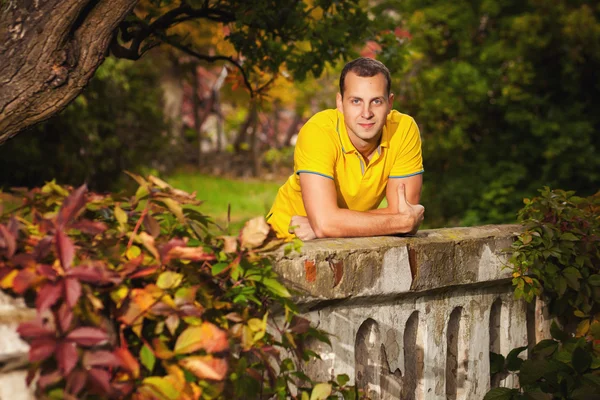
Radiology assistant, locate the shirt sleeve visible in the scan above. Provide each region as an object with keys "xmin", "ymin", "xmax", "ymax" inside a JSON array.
[
  {"xmin": 389, "ymin": 117, "xmax": 424, "ymax": 178},
  {"xmin": 294, "ymin": 122, "xmax": 338, "ymax": 180}
]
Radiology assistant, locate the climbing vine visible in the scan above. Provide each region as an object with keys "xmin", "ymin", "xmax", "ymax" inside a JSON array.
[{"xmin": 486, "ymin": 188, "xmax": 600, "ymax": 399}]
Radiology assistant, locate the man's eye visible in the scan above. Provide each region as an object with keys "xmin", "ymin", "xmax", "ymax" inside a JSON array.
[
  {"xmin": 373, "ymin": 99, "xmax": 382, "ymax": 105},
  {"xmin": 351, "ymin": 99, "xmax": 361, "ymax": 104}
]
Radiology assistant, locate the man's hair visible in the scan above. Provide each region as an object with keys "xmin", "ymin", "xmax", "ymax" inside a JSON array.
[{"xmin": 339, "ymin": 57, "xmax": 392, "ymax": 98}]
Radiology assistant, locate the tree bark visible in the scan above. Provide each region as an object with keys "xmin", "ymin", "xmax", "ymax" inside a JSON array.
[{"xmin": 0, "ymin": 0, "xmax": 137, "ymax": 144}]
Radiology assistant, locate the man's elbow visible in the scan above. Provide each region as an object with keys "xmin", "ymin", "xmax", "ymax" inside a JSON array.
[{"xmin": 309, "ymin": 217, "xmax": 336, "ymax": 239}]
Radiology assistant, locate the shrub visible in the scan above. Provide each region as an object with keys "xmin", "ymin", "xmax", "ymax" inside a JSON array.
[
  {"xmin": 486, "ymin": 188, "xmax": 600, "ymax": 399},
  {"xmin": 0, "ymin": 175, "xmax": 355, "ymax": 399}
]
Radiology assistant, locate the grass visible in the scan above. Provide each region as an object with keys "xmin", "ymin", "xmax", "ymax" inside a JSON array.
[{"xmin": 166, "ymin": 172, "xmax": 283, "ymax": 234}]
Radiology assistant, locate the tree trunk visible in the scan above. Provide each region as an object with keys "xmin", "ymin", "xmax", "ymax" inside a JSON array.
[
  {"xmin": 233, "ymin": 101, "xmax": 257, "ymax": 153},
  {"xmin": 0, "ymin": 0, "xmax": 137, "ymax": 144}
]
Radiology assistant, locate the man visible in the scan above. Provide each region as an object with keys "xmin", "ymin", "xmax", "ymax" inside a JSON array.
[{"xmin": 267, "ymin": 57, "xmax": 424, "ymax": 241}]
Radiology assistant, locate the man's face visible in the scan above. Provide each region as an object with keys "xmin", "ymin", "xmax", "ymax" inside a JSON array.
[{"xmin": 336, "ymin": 71, "xmax": 393, "ymax": 150}]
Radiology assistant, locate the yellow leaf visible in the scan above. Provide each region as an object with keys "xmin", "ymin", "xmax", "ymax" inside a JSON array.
[
  {"xmin": 0, "ymin": 269, "xmax": 18, "ymax": 289},
  {"xmin": 576, "ymin": 319, "xmax": 590, "ymax": 337},
  {"xmin": 310, "ymin": 383, "xmax": 332, "ymax": 400},
  {"xmin": 157, "ymin": 271, "xmax": 183, "ymax": 290},
  {"xmin": 126, "ymin": 245, "xmax": 141, "ymax": 260},
  {"xmin": 114, "ymin": 205, "xmax": 128, "ymax": 228},
  {"xmin": 149, "ymin": 175, "xmax": 172, "ymax": 189},
  {"xmin": 161, "ymin": 198, "xmax": 185, "ymax": 223},
  {"xmin": 174, "ymin": 323, "xmax": 229, "ymax": 354}
]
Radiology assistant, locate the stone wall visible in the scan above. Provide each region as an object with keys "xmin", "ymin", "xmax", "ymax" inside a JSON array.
[
  {"xmin": 271, "ymin": 225, "xmax": 551, "ymax": 400},
  {"xmin": 0, "ymin": 291, "xmax": 35, "ymax": 400},
  {"xmin": 0, "ymin": 225, "xmax": 551, "ymax": 399}
]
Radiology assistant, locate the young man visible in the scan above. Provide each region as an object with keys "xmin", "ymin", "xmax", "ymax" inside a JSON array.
[{"xmin": 267, "ymin": 57, "xmax": 425, "ymax": 241}]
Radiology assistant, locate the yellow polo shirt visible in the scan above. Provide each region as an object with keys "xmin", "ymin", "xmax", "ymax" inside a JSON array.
[{"xmin": 267, "ymin": 109, "xmax": 423, "ymax": 240}]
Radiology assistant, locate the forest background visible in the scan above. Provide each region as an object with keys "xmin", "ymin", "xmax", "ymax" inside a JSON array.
[{"xmin": 1, "ymin": 0, "xmax": 598, "ymax": 231}]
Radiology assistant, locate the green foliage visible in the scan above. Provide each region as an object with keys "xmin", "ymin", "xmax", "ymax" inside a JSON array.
[
  {"xmin": 486, "ymin": 188, "xmax": 600, "ymax": 399},
  {"xmin": 0, "ymin": 176, "xmax": 356, "ymax": 399},
  {"xmin": 0, "ymin": 57, "xmax": 169, "ymax": 192},
  {"xmin": 372, "ymin": 0, "xmax": 600, "ymax": 227}
]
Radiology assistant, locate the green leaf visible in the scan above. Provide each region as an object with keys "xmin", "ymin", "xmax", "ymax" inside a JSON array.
[
  {"xmin": 588, "ymin": 274, "xmax": 600, "ymax": 286},
  {"xmin": 519, "ymin": 359, "xmax": 551, "ymax": 385},
  {"xmin": 211, "ymin": 262, "xmax": 228, "ymax": 276},
  {"xmin": 572, "ymin": 346, "xmax": 592, "ymax": 373},
  {"xmin": 337, "ymin": 373, "xmax": 350, "ymax": 386},
  {"xmin": 523, "ymin": 391, "xmax": 552, "ymax": 400},
  {"xmin": 310, "ymin": 383, "xmax": 332, "ymax": 400},
  {"xmin": 532, "ymin": 339, "xmax": 558, "ymax": 357},
  {"xmin": 563, "ymin": 267, "xmax": 582, "ymax": 290},
  {"xmin": 483, "ymin": 387, "xmax": 518, "ymax": 400},
  {"xmin": 560, "ymin": 232, "xmax": 579, "ymax": 241},
  {"xmin": 489, "ymin": 352, "xmax": 505, "ymax": 375},
  {"xmin": 262, "ymin": 277, "xmax": 291, "ymax": 298},
  {"xmin": 140, "ymin": 344, "xmax": 156, "ymax": 372},
  {"xmin": 506, "ymin": 346, "xmax": 527, "ymax": 371},
  {"xmin": 156, "ymin": 271, "xmax": 183, "ymax": 290},
  {"xmin": 143, "ymin": 376, "xmax": 180, "ymax": 400}
]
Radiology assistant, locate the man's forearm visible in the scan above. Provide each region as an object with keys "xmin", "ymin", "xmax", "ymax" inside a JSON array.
[{"xmin": 310, "ymin": 208, "xmax": 416, "ymax": 238}]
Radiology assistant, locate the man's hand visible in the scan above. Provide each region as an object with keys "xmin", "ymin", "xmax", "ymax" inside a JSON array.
[
  {"xmin": 289, "ymin": 215, "xmax": 317, "ymax": 241},
  {"xmin": 397, "ymin": 183, "xmax": 424, "ymax": 234}
]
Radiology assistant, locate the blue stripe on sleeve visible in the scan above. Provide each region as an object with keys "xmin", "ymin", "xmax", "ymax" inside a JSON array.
[
  {"xmin": 296, "ymin": 170, "xmax": 334, "ymax": 180},
  {"xmin": 389, "ymin": 170, "xmax": 424, "ymax": 179}
]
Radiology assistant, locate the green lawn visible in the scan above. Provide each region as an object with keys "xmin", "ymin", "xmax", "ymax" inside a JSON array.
[{"xmin": 166, "ymin": 172, "xmax": 283, "ymax": 234}]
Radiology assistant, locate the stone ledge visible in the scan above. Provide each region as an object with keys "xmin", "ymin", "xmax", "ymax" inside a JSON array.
[{"xmin": 271, "ymin": 224, "xmax": 521, "ymax": 303}]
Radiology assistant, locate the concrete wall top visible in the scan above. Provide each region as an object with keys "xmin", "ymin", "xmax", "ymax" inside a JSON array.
[{"xmin": 271, "ymin": 224, "xmax": 521, "ymax": 304}]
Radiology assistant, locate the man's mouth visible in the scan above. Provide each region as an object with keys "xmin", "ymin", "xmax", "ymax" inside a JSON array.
[{"xmin": 358, "ymin": 123, "xmax": 375, "ymax": 129}]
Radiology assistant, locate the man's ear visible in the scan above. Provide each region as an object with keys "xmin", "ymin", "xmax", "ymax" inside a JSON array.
[
  {"xmin": 336, "ymin": 92, "xmax": 343, "ymax": 112},
  {"xmin": 388, "ymin": 93, "xmax": 395, "ymax": 111}
]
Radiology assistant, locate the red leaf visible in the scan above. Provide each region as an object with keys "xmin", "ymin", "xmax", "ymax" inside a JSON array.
[
  {"xmin": 12, "ymin": 268, "xmax": 37, "ymax": 294},
  {"xmin": 65, "ymin": 368, "xmax": 87, "ymax": 396},
  {"xmin": 158, "ymin": 238, "xmax": 187, "ymax": 262},
  {"xmin": 68, "ymin": 263, "xmax": 121, "ymax": 285},
  {"xmin": 36, "ymin": 281, "xmax": 63, "ymax": 312},
  {"xmin": 71, "ymin": 220, "xmax": 108, "ymax": 235},
  {"xmin": 57, "ymin": 303, "xmax": 74, "ymax": 333},
  {"xmin": 7, "ymin": 216, "xmax": 19, "ymax": 237},
  {"xmin": 11, "ymin": 253, "xmax": 35, "ymax": 268},
  {"xmin": 29, "ymin": 338, "xmax": 57, "ymax": 362},
  {"xmin": 118, "ymin": 254, "xmax": 144, "ymax": 276},
  {"xmin": 37, "ymin": 369, "xmax": 62, "ymax": 389},
  {"xmin": 114, "ymin": 347, "xmax": 140, "ymax": 378},
  {"xmin": 17, "ymin": 318, "xmax": 54, "ymax": 338},
  {"xmin": 88, "ymin": 367, "xmax": 111, "ymax": 394},
  {"xmin": 33, "ymin": 236, "xmax": 53, "ymax": 261},
  {"xmin": 37, "ymin": 263, "xmax": 58, "ymax": 280},
  {"xmin": 57, "ymin": 184, "xmax": 87, "ymax": 228},
  {"xmin": 64, "ymin": 277, "xmax": 81, "ymax": 307},
  {"xmin": 55, "ymin": 230, "xmax": 75, "ymax": 270},
  {"xmin": 127, "ymin": 265, "xmax": 160, "ymax": 279},
  {"xmin": 57, "ymin": 341, "xmax": 78, "ymax": 375},
  {"xmin": 83, "ymin": 350, "xmax": 121, "ymax": 368},
  {"xmin": 66, "ymin": 326, "xmax": 109, "ymax": 347},
  {"xmin": 0, "ymin": 224, "xmax": 16, "ymax": 258}
]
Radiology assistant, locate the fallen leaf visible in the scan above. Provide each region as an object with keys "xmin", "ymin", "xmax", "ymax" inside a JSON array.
[{"xmin": 240, "ymin": 217, "xmax": 270, "ymax": 249}]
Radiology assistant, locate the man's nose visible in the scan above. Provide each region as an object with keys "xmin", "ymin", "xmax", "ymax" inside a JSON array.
[{"xmin": 361, "ymin": 103, "xmax": 373, "ymax": 118}]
